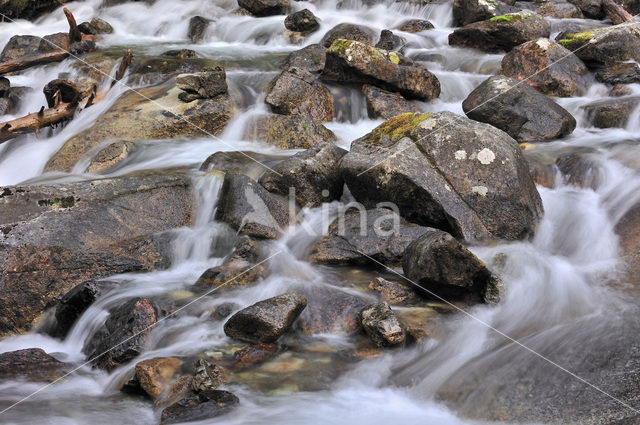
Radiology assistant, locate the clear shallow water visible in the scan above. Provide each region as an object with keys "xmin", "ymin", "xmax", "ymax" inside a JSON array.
[{"xmin": 0, "ymin": 0, "xmax": 640, "ymax": 424}]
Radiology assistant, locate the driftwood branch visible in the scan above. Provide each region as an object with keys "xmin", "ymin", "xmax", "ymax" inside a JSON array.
[
  {"xmin": 602, "ymin": 0, "xmax": 636, "ymax": 24},
  {"xmin": 63, "ymin": 7, "xmax": 82, "ymax": 42},
  {"xmin": 0, "ymin": 50, "xmax": 69, "ymax": 76},
  {"xmin": 112, "ymin": 49, "xmax": 133, "ymax": 87}
]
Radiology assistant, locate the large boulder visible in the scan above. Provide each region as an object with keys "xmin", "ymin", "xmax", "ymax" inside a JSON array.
[
  {"xmin": 86, "ymin": 298, "xmax": 158, "ymax": 371},
  {"xmin": 403, "ymin": 231, "xmax": 503, "ymax": 303},
  {"xmin": 452, "ymin": 0, "xmax": 520, "ymax": 26},
  {"xmin": 448, "ymin": 11, "xmax": 551, "ymax": 53},
  {"xmin": 0, "ymin": 348, "xmax": 68, "ymax": 382},
  {"xmin": 223, "ymin": 292, "xmax": 307, "ymax": 343},
  {"xmin": 246, "ymin": 114, "xmax": 337, "ymax": 149},
  {"xmin": 462, "ymin": 75, "xmax": 576, "ymax": 142},
  {"xmin": 175, "ymin": 67, "xmax": 227, "ymax": 102},
  {"xmin": 265, "ymin": 67, "xmax": 334, "ymax": 121},
  {"xmin": 339, "ymin": 112, "xmax": 543, "ymax": 243},
  {"xmin": 297, "ymin": 286, "xmax": 368, "ymax": 335},
  {"xmin": 555, "ymin": 23, "xmax": 640, "ymax": 67},
  {"xmin": 0, "ymin": 35, "xmax": 40, "ymax": 61},
  {"xmin": 215, "ymin": 173, "xmax": 291, "ymax": 239},
  {"xmin": 320, "ymin": 23, "xmax": 376, "ymax": 48},
  {"xmin": 160, "ymin": 390, "xmax": 239, "ymax": 425},
  {"xmin": 595, "ymin": 62, "xmax": 640, "ymax": 85},
  {"xmin": 535, "ymin": 0, "xmax": 584, "ymax": 18},
  {"xmin": 51, "ymin": 279, "xmax": 104, "ymax": 338},
  {"xmin": 238, "ymin": 0, "xmax": 290, "ymax": 16},
  {"xmin": 188, "ymin": 16, "xmax": 210, "ymax": 43},
  {"xmin": 582, "ymin": 96, "xmax": 640, "ymax": 128},
  {"xmin": 45, "ymin": 80, "xmax": 233, "ymax": 172},
  {"xmin": 362, "ymin": 84, "xmax": 421, "ymax": 119},
  {"xmin": 359, "ymin": 302, "xmax": 406, "ymax": 347},
  {"xmin": 282, "ymin": 44, "xmax": 326, "ymax": 72},
  {"xmin": 0, "ymin": 174, "xmax": 190, "ymax": 335},
  {"xmin": 321, "ymin": 39, "xmax": 440, "ymax": 101},
  {"xmin": 566, "ymin": 0, "xmax": 604, "ymax": 18},
  {"xmin": 500, "ymin": 38, "xmax": 590, "ymax": 97},
  {"xmin": 307, "ymin": 208, "xmax": 435, "ymax": 267},
  {"xmin": 259, "ymin": 142, "xmax": 347, "ymax": 208}
]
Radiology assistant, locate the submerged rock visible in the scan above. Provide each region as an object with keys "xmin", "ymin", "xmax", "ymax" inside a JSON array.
[
  {"xmin": 215, "ymin": 173, "xmax": 291, "ymax": 239},
  {"xmin": 500, "ymin": 38, "xmax": 590, "ymax": 97},
  {"xmin": 45, "ymin": 80, "xmax": 233, "ymax": 172},
  {"xmin": 238, "ymin": 0, "xmax": 290, "ymax": 16},
  {"xmin": 322, "ymin": 39, "xmax": 440, "ymax": 101},
  {"xmin": 396, "ymin": 19, "xmax": 434, "ymax": 33},
  {"xmin": 320, "ymin": 23, "xmax": 376, "ymax": 48},
  {"xmin": 375, "ymin": 29, "xmax": 407, "ymax": 54},
  {"xmin": 284, "ymin": 9, "xmax": 320, "ymax": 33},
  {"xmin": 192, "ymin": 359, "xmax": 225, "ymax": 392},
  {"xmin": 449, "ymin": 11, "xmax": 551, "ymax": 53},
  {"xmin": 582, "ymin": 96, "xmax": 640, "ymax": 128},
  {"xmin": 198, "ymin": 150, "xmax": 285, "ymax": 179},
  {"xmin": 307, "ymin": 208, "xmax": 435, "ymax": 267},
  {"xmin": 259, "ymin": 142, "xmax": 347, "ymax": 207},
  {"xmin": 555, "ymin": 151, "xmax": 600, "ymax": 189},
  {"xmin": 265, "ymin": 67, "xmax": 334, "ymax": 121},
  {"xmin": 297, "ymin": 286, "xmax": 368, "ymax": 335},
  {"xmin": 224, "ymin": 292, "xmax": 307, "ymax": 343},
  {"xmin": 360, "ymin": 302, "xmax": 406, "ymax": 347},
  {"xmin": 87, "ymin": 298, "xmax": 158, "ymax": 371},
  {"xmin": 135, "ymin": 357, "xmax": 183, "ymax": 399},
  {"xmin": 368, "ymin": 277, "xmax": 420, "ymax": 306},
  {"xmin": 452, "ymin": 0, "xmax": 520, "ymax": 26},
  {"xmin": 462, "ymin": 75, "xmax": 576, "ymax": 142},
  {"xmin": 86, "ymin": 140, "xmax": 135, "ymax": 174},
  {"xmin": 246, "ymin": 114, "xmax": 337, "ymax": 149},
  {"xmin": 0, "ymin": 348, "xmax": 68, "ymax": 382},
  {"xmin": 403, "ymin": 231, "xmax": 503, "ymax": 303},
  {"xmin": 340, "ymin": 112, "xmax": 543, "ymax": 242},
  {"xmin": 362, "ymin": 84, "xmax": 421, "ymax": 119},
  {"xmin": 188, "ymin": 16, "xmax": 211, "ymax": 43},
  {"xmin": 160, "ymin": 390, "xmax": 239, "ymax": 425}
]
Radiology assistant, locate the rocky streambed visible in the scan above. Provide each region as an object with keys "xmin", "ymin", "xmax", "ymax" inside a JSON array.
[{"xmin": 1, "ymin": 0, "xmax": 640, "ymax": 424}]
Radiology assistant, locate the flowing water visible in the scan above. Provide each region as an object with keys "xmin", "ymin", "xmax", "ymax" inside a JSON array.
[{"xmin": 1, "ymin": 0, "xmax": 640, "ymax": 424}]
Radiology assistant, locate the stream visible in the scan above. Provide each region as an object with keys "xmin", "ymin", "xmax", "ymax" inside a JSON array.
[{"xmin": 1, "ymin": 0, "xmax": 640, "ymax": 424}]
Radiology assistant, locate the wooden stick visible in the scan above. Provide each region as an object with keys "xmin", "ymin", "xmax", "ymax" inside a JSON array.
[
  {"xmin": 0, "ymin": 50, "xmax": 69, "ymax": 76},
  {"xmin": 112, "ymin": 49, "xmax": 133, "ymax": 87},
  {"xmin": 602, "ymin": 0, "xmax": 635, "ymax": 24},
  {"xmin": 63, "ymin": 8, "xmax": 82, "ymax": 42}
]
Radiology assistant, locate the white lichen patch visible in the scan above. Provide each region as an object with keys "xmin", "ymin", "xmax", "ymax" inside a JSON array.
[
  {"xmin": 454, "ymin": 150, "xmax": 467, "ymax": 160},
  {"xmin": 418, "ymin": 118, "xmax": 437, "ymax": 131},
  {"xmin": 477, "ymin": 148, "xmax": 496, "ymax": 165},
  {"xmin": 472, "ymin": 186, "xmax": 489, "ymax": 196},
  {"xmin": 445, "ymin": 184, "xmax": 452, "ymax": 192},
  {"xmin": 536, "ymin": 38, "xmax": 551, "ymax": 50},
  {"xmin": 492, "ymin": 76, "xmax": 513, "ymax": 90}
]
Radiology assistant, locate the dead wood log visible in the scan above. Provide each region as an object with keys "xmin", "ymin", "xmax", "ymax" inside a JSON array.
[
  {"xmin": 112, "ymin": 49, "xmax": 133, "ymax": 87},
  {"xmin": 602, "ymin": 0, "xmax": 636, "ymax": 24},
  {"xmin": 64, "ymin": 7, "xmax": 82, "ymax": 43},
  {"xmin": 0, "ymin": 50, "xmax": 70, "ymax": 76}
]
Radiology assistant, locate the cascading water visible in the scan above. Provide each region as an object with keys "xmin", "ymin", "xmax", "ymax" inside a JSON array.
[{"xmin": 1, "ymin": 0, "xmax": 640, "ymax": 423}]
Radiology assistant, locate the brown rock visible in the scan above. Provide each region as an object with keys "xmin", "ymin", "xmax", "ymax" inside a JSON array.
[
  {"xmin": 359, "ymin": 302, "xmax": 406, "ymax": 347},
  {"xmin": 233, "ymin": 343, "xmax": 280, "ymax": 369},
  {"xmin": 297, "ymin": 286, "xmax": 368, "ymax": 335},
  {"xmin": 0, "ymin": 348, "xmax": 68, "ymax": 382},
  {"xmin": 362, "ymin": 84, "xmax": 421, "ymax": 119},
  {"xmin": 135, "ymin": 357, "xmax": 183, "ymax": 399},
  {"xmin": 368, "ymin": 277, "xmax": 420, "ymax": 306},
  {"xmin": 397, "ymin": 19, "xmax": 434, "ymax": 33}
]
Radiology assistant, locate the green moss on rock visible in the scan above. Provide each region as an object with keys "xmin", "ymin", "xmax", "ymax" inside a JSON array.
[
  {"xmin": 558, "ymin": 31, "xmax": 594, "ymax": 49},
  {"xmin": 489, "ymin": 14, "xmax": 518, "ymax": 23},
  {"xmin": 368, "ymin": 113, "xmax": 433, "ymax": 144}
]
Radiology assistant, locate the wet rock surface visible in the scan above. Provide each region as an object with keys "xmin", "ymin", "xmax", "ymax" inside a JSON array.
[
  {"xmin": 176, "ymin": 67, "xmax": 228, "ymax": 102},
  {"xmin": 307, "ymin": 208, "xmax": 436, "ymax": 267},
  {"xmin": 298, "ymin": 286, "xmax": 368, "ymax": 335},
  {"xmin": 449, "ymin": 11, "xmax": 551, "ymax": 52},
  {"xmin": 160, "ymin": 389, "xmax": 239, "ymax": 425},
  {"xmin": 247, "ymin": 114, "xmax": 337, "ymax": 149},
  {"xmin": 0, "ymin": 348, "xmax": 68, "ymax": 382},
  {"xmin": 238, "ymin": 0, "xmax": 290, "ymax": 16},
  {"xmin": 403, "ymin": 231, "xmax": 503, "ymax": 303},
  {"xmin": 215, "ymin": 172, "xmax": 291, "ymax": 239},
  {"xmin": 135, "ymin": 357, "xmax": 183, "ymax": 399},
  {"xmin": 362, "ymin": 84, "xmax": 421, "ymax": 119},
  {"xmin": 555, "ymin": 22, "xmax": 640, "ymax": 66},
  {"xmin": 582, "ymin": 96, "xmax": 640, "ymax": 128},
  {"xmin": 320, "ymin": 23, "xmax": 376, "ymax": 48},
  {"xmin": 452, "ymin": 0, "xmax": 520, "ymax": 26},
  {"xmin": 224, "ymin": 292, "xmax": 307, "ymax": 343},
  {"xmin": 340, "ymin": 112, "xmax": 543, "ymax": 242},
  {"xmin": 86, "ymin": 298, "xmax": 158, "ymax": 371},
  {"xmin": 463, "ymin": 75, "xmax": 576, "ymax": 142},
  {"xmin": 284, "ymin": 9, "xmax": 319, "ymax": 33},
  {"xmin": 396, "ymin": 19, "xmax": 434, "ymax": 33},
  {"xmin": 282, "ymin": 44, "xmax": 327, "ymax": 72},
  {"xmin": 360, "ymin": 302, "xmax": 406, "ymax": 347},
  {"xmin": 500, "ymin": 38, "xmax": 590, "ymax": 97},
  {"xmin": 259, "ymin": 142, "xmax": 347, "ymax": 207},
  {"xmin": 51, "ymin": 279, "xmax": 105, "ymax": 338},
  {"xmin": 265, "ymin": 67, "xmax": 334, "ymax": 121},
  {"xmin": 595, "ymin": 62, "xmax": 640, "ymax": 84}
]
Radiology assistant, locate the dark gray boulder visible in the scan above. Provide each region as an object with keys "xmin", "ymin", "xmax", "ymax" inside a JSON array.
[
  {"xmin": 396, "ymin": 19, "xmax": 434, "ymax": 33},
  {"xmin": 307, "ymin": 208, "xmax": 436, "ymax": 267},
  {"xmin": 284, "ymin": 9, "xmax": 319, "ymax": 33},
  {"xmin": 223, "ymin": 292, "xmax": 307, "ymax": 343},
  {"xmin": 214, "ymin": 173, "xmax": 291, "ymax": 239},
  {"xmin": 188, "ymin": 16, "xmax": 211, "ymax": 43},
  {"xmin": 595, "ymin": 62, "xmax": 640, "ymax": 85},
  {"xmin": 582, "ymin": 96, "xmax": 640, "ymax": 128},
  {"xmin": 238, "ymin": 0, "xmax": 290, "ymax": 16},
  {"xmin": 176, "ymin": 67, "xmax": 227, "ymax": 102},
  {"xmin": 449, "ymin": 11, "xmax": 551, "ymax": 53},
  {"xmin": 51, "ymin": 279, "xmax": 104, "ymax": 338},
  {"xmin": 566, "ymin": 0, "xmax": 604, "ymax": 18},
  {"xmin": 362, "ymin": 84, "xmax": 421, "ymax": 119},
  {"xmin": 339, "ymin": 112, "xmax": 543, "ymax": 243},
  {"xmin": 375, "ymin": 29, "xmax": 407, "ymax": 54},
  {"xmin": 160, "ymin": 390, "xmax": 239, "ymax": 425},
  {"xmin": 282, "ymin": 44, "xmax": 326, "ymax": 72},
  {"xmin": 555, "ymin": 23, "xmax": 640, "ymax": 67},
  {"xmin": 535, "ymin": 0, "xmax": 584, "ymax": 18},
  {"xmin": 259, "ymin": 142, "xmax": 347, "ymax": 207},
  {"xmin": 402, "ymin": 231, "xmax": 503, "ymax": 303},
  {"xmin": 462, "ymin": 75, "xmax": 576, "ymax": 142}
]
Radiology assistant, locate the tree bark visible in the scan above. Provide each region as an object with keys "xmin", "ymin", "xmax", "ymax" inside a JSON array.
[
  {"xmin": 602, "ymin": 0, "xmax": 636, "ymax": 24},
  {"xmin": 0, "ymin": 50, "xmax": 70, "ymax": 76}
]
